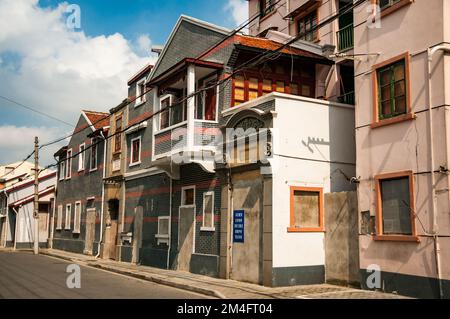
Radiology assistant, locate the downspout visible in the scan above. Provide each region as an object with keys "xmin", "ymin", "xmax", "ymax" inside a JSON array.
[
  {"xmin": 96, "ymin": 131, "xmax": 107, "ymax": 258},
  {"xmin": 427, "ymin": 44, "xmax": 450, "ymax": 299},
  {"xmin": 167, "ymin": 178, "xmax": 172, "ymax": 269},
  {"xmin": 49, "ymin": 197, "xmax": 56, "ymax": 249},
  {"xmin": 12, "ymin": 206, "xmax": 19, "ymax": 250}
]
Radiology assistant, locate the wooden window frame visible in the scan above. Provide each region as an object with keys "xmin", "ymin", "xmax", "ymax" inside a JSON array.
[
  {"xmin": 200, "ymin": 191, "xmax": 215, "ymax": 231},
  {"xmin": 371, "ymin": 52, "xmax": 415, "ymax": 129},
  {"xmin": 130, "ymin": 136, "xmax": 142, "ymax": 166},
  {"xmin": 73, "ymin": 201, "xmax": 81, "ymax": 234},
  {"xmin": 135, "ymin": 78, "xmax": 146, "ymax": 107},
  {"xmin": 90, "ymin": 138, "xmax": 98, "ymax": 172},
  {"xmin": 288, "ymin": 186, "xmax": 324, "ymax": 232},
  {"xmin": 378, "ymin": 0, "xmax": 413, "ymax": 18},
  {"xmin": 181, "ymin": 185, "xmax": 196, "ymax": 207},
  {"xmin": 59, "ymin": 161, "xmax": 65, "ymax": 181},
  {"xmin": 296, "ymin": 8, "xmax": 320, "ymax": 43},
  {"xmin": 66, "ymin": 149, "xmax": 72, "ymax": 179},
  {"xmin": 65, "ymin": 203, "xmax": 72, "ymax": 230},
  {"xmin": 159, "ymin": 94, "xmax": 173, "ymax": 130},
  {"xmin": 78, "ymin": 143, "xmax": 85, "ymax": 172},
  {"xmin": 374, "ymin": 170, "xmax": 420, "ymax": 242},
  {"xmin": 56, "ymin": 205, "xmax": 63, "ymax": 230},
  {"xmin": 114, "ymin": 116, "xmax": 122, "ymax": 153},
  {"xmin": 155, "ymin": 216, "xmax": 170, "ymax": 245}
]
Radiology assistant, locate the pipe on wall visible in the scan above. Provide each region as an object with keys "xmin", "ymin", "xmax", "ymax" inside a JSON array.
[
  {"xmin": 167, "ymin": 178, "xmax": 172, "ymax": 269},
  {"xmin": 96, "ymin": 131, "xmax": 107, "ymax": 258},
  {"xmin": 427, "ymin": 44, "xmax": 450, "ymax": 299},
  {"xmin": 12, "ymin": 206, "xmax": 19, "ymax": 250}
]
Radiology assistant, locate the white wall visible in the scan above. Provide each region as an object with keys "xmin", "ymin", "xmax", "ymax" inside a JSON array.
[{"xmin": 270, "ymin": 95, "xmax": 356, "ymax": 268}]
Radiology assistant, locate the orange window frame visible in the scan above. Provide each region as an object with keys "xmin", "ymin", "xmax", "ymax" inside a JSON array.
[
  {"xmin": 373, "ymin": 170, "xmax": 420, "ymax": 242},
  {"xmin": 371, "ymin": 52, "xmax": 415, "ymax": 129},
  {"xmin": 288, "ymin": 186, "xmax": 324, "ymax": 232}
]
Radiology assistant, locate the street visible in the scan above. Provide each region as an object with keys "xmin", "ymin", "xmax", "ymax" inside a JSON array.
[{"xmin": 0, "ymin": 251, "xmax": 208, "ymax": 299}]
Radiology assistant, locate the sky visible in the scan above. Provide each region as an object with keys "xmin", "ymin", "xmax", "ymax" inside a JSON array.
[{"xmin": 0, "ymin": 0, "xmax": 247, "ymax": 166}]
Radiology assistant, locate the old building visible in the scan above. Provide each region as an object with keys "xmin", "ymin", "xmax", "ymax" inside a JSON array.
[
  {"xmin": 0, "ymin": 169, "xmax": 55, "ymax": 249},
  {"xmin": 354, "ymin": 0, "xmax": 450, "ymax": 298},
  {"xmin": 52, "ymin": 110, "xmax": 109, "ymax": 255}
]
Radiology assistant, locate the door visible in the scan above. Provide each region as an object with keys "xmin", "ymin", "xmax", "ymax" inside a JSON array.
[
  {"xmin": 84, "ymin": 208, "xmax": 96, "ymax": 255},
  {"xmin": 38, "ymin": 203, "xmax": 49, "ymax": 243},
  {"xmin": 103, "ymin": 199, "xmax": 119, "ymax": 260},
  {"xmin": 177, "ymin": 206, "xmax": 195, "ymax": 271},
  {"xmin": 230, "ymin": 170, "xmax": 263, "ymax": 284}
]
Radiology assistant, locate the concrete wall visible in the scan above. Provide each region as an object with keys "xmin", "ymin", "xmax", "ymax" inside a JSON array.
[{"xmin": 324, "ymin": 191, "xmax": 359, "ymax": 286}]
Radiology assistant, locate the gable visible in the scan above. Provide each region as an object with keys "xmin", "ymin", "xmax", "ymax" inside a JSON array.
[
  {"xmin": 67, "ymin": 114, "xmax": 91, "ymax": 148},
  {"xmin": 150, "ymin": 18, "xmax": 229, "ymax": 80}
]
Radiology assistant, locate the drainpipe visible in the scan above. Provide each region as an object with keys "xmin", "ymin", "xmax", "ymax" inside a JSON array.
[
  {"xmin": 2, "ymin": 192, "xmax": 8, "ymax": 248},
  {"xmin": 12, "ymin": 206, "xmax": 19, "ymax": 250},
  {"xmin": 96, "ymin": 131, "xmax": 107, "ymax": 258},
  {"xmin": 49, "ymin": 197, "xmax": 56, "ymax": 249},
  {"xmin": 167, "ymin": 178, "xmax": 172, "ymax": 269},
  {"xmin": 427, "ymin": 44, "xmax": 450, "ymax": 299}
]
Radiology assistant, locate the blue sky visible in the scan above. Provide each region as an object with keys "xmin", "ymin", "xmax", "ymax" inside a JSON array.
[
  {"xmin": 0, "ymin": 0, "xmax": 247, "ymax": 165},
  {"xmin": 39, "ymin": 0, "xmax": 240, "ymax": 44}
]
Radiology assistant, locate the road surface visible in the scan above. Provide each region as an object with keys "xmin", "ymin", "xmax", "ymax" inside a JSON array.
[{"xmin": 0, "ymin": 251, "xmax": 207, "ymax": 299}]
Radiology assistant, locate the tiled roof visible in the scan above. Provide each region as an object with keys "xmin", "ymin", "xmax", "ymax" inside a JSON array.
[
  {"xmin": 83, "ymin": 110, "xmax": 109, "ymax": 130},
  {"xmin": 233, "ymin": 35, "xmax": 326, "ymax": 60}
]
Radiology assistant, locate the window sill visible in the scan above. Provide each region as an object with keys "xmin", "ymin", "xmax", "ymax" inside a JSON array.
[
  {"xmin": 90, "ymin": 168, "xmax": 98, "ymax": 173},
  {"xmin": 373, "ymin": 235, "xmax": 420, "ymax": 242},
  {"xmin": 129, "ymin": 161, "xmax": 141, "ymax": 167},
  {"xmin": 72, "ymin": 230, "xmax": 80, "ymax": 234},
  {"xmin": 155, "ymin": 120, "xmax": 188, "ymax": 135},
  {"xmin": 64, "ymin": 228, "xmax": 71, "ymax": 231},
  {"xmin": 78, "ymin": 169, "xmax": 85, "ymax": 173},
  {"xmin": 287, "ymin": 227, "xmax": 325, "ymax": 233},
  {"xmin": 155, "ymin": 234, "xmax": 169, "ymax": 239},
  {"xmin": 200, "ymin": 226, "xmax": 215, "ymax": 232},
  {"xmin": 370, "ymin": 113, "xmax": 416, "ymax": 129},
  {"xmin": 134, "ymin": 100, "xmax": 146, "ymax": 108},
  {"xmin": 381, "ymin": 0, "xmax": 413, "ymax": 19}
]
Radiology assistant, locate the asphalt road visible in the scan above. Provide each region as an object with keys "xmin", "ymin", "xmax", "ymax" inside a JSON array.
[{"xmin": 0, "ymin": 251, "xmax": 207, "ymax": 299}]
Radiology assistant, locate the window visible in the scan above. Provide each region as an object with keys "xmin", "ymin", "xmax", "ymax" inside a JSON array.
[
  {"xmin": 136, "ymin": 79, "xmax": 146, "ymax": 106},
  {"xmin": 130, "ymin": 136, "xmax": 141, "ymax": 165},
  {"xmin": 78, "ymin": 144, "xmax": 85, "ymax": 171},
  {"xmin": 65, "ymin": 204, "xmax": 72, "ymax": 230},
  {"xmin": 115, "ymin": 116, "xmax": 122, "ymax": 152},
  {"xmin": 155, "ymin": 216, "xmax": 170, "ymax": 245},
  {"xmin": 377, "ymin": 59, "xmax": 406, "ymax": 119},
  {"xmin": 374, "ymin": 171, "xmax": 418, "ymax": 241},
  {"xmin": 231, "ymin": 70, "xmax": 315, "ymax": 106},
  {"xmin": 56, "ymin": 205, "xmax": 63, "ymax": 230},
  {"xmin": 90, "ymin": 138, "xmax": 97, "ymax": 171},
  {"xmin": 201, "ymin": 192, "xmax": 215, "ymax": 231},
  {"xmin": 59, "ymin": 161, "xmax": 65, "ymax": 181},
  {"xmin": 73, "ymin": 202, "xmax": 81, "ymax": 234},
  {"xmin": 288, "ymin": 186, "xmax": 324, "ymax": 232},
  {"xmin": 379, "ymin": 0, "xmax": 401, "ymax": 10},
  {"xmin": 160, "ymin": 96, "xmax": 171, "ymax": 130},
  {"xmin": 170, "ymin": 98, "xmax": 184, "ymax": 126},
  {"xmin": 297, "ymin": 10, "xmax": 318, "ymax": 42},
  {"xmin": 259, "ymin": 0, "xmax": 274, "ymax": 17},
  {"xmin": 66, "ymin": 149, "xmax": 72, "ymax": 178},
  {"xmin": 181, "ymin": 186, "xmax": 195, "ymax": 206},
  {"xmin": 372, "ymin": 53, "xmax": 412, "ymax": 127}
]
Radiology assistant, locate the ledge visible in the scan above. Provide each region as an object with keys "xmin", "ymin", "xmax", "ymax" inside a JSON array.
[
  {"xmin": 370, "ymin": 113, "xmax": 416, "ymax": 129},
  {"xmin": 287, "ymin": 227, "xmax": 325, "ymax": 233},
  {"xmin": 381, "ymin": 0, "xmax": 413, "ymax": 19},
  {"xmin": 373, "ymin": 235, "xmax": 420, "ymax": 243}
]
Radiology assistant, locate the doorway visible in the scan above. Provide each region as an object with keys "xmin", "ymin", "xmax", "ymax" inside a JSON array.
[
  {"xmin": 177, "ymin": 206, "xmax": 195, "ymax": 271},
  {"xmin": 103, "ymin": 199, "xmax": 119, "ymax": 260},
  {"xmin": 84, "ymin": 208, "xmax": 96, "ymax": 255}
]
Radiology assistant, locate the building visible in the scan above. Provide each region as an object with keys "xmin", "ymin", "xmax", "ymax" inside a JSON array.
[
  {"xmin": 354, "ymin": 0, "xmax": 450, "ymax": 298},
  {"xmin": 52, "ymin": 110, "xmax": 109, "ymax": 255},
  {"xmin": 0, "ymin": 169, "xmax": 56, "ymax": 249}
]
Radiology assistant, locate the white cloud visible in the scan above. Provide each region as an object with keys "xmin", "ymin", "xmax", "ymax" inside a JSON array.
[
  {"xmin": 225, "ymin": 0, "xmax": 248, "ymax": 29},
  {"xmin": 0, "ymin": 125, "xmax": 67, "ymax": 166},
  {"xmin": 0, "ymin": 0, "xmax": 158, "ymax": 165}
]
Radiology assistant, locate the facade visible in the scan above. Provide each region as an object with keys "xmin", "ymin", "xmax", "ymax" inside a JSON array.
[
  {"xmin": 52, "ymin": 110, "xmax": 109, "ymax": 255},
  {"xmin": 0, "ymin": 170, "xmax": 55, "ymax": 249},
  {"xmin": 354, "ymin": 0, "xmax": 450, "ymax": 298}
]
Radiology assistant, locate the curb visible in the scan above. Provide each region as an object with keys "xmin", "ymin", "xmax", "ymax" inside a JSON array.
[{"xmin": 89, "ymin": 263, "xmax": 226, "ymax": 299}]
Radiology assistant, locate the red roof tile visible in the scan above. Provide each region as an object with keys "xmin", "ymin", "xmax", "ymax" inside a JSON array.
[{"xmin": 83, "ymin": 110, "xmax": 109, "ymax": 130}]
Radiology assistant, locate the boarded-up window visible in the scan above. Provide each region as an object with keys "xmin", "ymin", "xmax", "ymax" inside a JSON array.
[
  {"xmin": 73, "ymin": 202, "xmax": 81, "ymax": 234},
  {"xmin": 202, "ymin": 192, "xmax": 214, "ymax": 230},
  {"xmin": 233, "ymin": 75, "xmax": 245, "ymax": 106},
  {"xmin": 115, "ymin": 117, "xmax": 122, "ymax": 152},
  {"xmin": 248, "ymin": 77, "xmax": 259, "ymax": 101},
  {"xmin": 380, "ymin": 177, "xmax": 412, "ymax": 235},
  {"xmin": 289, "ymin": 187, "xmax": 323, "ymax": 231}
]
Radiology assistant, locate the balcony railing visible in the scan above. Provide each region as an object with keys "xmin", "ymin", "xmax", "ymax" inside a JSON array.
[
  {"xmin": 337, "ymin": 24, "xmax": 354, "ymax": 51},
  {"xmin": 337, "ymin": 91, "xmax": 355, "ymax": 105}
]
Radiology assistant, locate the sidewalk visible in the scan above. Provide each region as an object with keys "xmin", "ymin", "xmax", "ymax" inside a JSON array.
[{"xmin": 37, "ymin": 248, "xmax": 408, "ymax": 299}]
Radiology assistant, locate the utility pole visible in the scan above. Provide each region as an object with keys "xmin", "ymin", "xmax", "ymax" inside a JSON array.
[{"xmin": 33, "ymin": 136, "xmax": 39, "ymax": 255}]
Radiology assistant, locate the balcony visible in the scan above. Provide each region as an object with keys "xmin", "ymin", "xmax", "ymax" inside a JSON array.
[
  {"xmin": 337, "ymin": 91, "xmax": 355, "ymax": 105},
  {"xmin": 337, "ymin": 24, "xmax": 354, "ymax": 52}
]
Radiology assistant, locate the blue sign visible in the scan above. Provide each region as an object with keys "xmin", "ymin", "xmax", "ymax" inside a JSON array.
[{"xmin": 233, "ymin": 210, "xmax": 244, "ymax": 243}]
